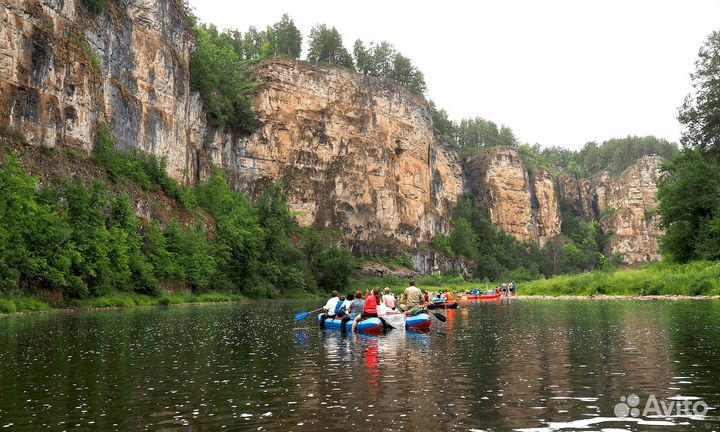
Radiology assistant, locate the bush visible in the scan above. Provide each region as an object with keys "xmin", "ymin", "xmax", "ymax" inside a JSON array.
[
  {"xmin": 0, "ymin": 299, "xmax": 17, "ymax": 314},
  {"xmin": 81, "ymin": 0, "xmax": 107, "ymax": 15},
  {"xmin": 157, "ymin": 297, "xmax": 170, "ymax": 306}
]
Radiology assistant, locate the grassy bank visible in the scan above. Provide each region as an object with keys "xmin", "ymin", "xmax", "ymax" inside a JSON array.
[
  {"xmin": 520, "ymin": 261, "xmax": 720, "ymax": 296},
  {"xmin": 348, "ymin": 261, "xmax": 720, "ymax": 298}
]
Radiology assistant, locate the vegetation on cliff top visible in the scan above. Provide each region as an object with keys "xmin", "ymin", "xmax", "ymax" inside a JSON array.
[{"xmin": 189, "ymin": 13, "xmax": 428, "ymax": 135}]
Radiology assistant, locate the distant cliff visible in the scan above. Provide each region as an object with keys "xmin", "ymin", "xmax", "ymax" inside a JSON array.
[
  {"xmin": 465, "ymin": 148, "xmax": 562, "ymax": 247},
  {"xmin": 0, "ymin": 0, "xmax": 663, "ymax": 265},
  {"xmin": 467, "ymin": 147, "xmax": 663, "ymax": 263}
]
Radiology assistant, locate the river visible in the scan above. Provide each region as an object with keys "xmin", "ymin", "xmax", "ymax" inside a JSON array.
[{"xmin": 0, "ymin": 299, "xmax": 719, "ymax": 431}]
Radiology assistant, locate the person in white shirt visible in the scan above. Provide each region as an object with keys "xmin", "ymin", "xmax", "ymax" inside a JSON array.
[{"xmin": 320, "ymin": 291, "xmax": 340, "ymax": 328}]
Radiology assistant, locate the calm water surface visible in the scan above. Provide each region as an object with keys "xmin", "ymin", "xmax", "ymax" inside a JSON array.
[{"xmin": 1, "ymin": 299, "xmax": 719, "ymax": 431}]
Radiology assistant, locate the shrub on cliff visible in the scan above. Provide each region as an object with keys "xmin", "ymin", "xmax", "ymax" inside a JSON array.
[
  {"xmin": 93, "ymin": 127, "xmax": 196, "ymax": 210},
  {"xmin": 81, "ymin": 0, "xmax": 107, "ymax": 15},
  {"xmin": 191, "ymin": 24, "xmax": 258, "ymax": 135}
]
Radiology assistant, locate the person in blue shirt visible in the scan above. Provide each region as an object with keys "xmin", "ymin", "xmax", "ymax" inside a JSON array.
[{"xmin": 334, "ymin": 294, "xmax": 353, "ymax": 318}]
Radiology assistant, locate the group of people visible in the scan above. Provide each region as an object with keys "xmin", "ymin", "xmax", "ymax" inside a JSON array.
[
  {"xmin": 468, "ymin": 281, "xmax": 518, "ymax": 296},
  {"xmin": 499, "ymin": 282, "xmax": 517, "ymax": 296},
  {"xmin": 318, "ymin": 280, "xmax": 519, "ymax": 333},
  {"xmin": 319, "ymin": 281, "xmax": 428, "ymax": 333}
]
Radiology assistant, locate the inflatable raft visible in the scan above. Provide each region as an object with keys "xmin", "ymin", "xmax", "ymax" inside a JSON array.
[
  {"xmin": 319, "ymin": 313, "xmax": 431, "ymax": 334},
  {"xmin": 319, "ymin": 314, "xmax": 383, "ymax": 335},
  {"xmin": 462, "ymin": 292, "xmax": 502, "ymax": 300},
  {"xmin": 405, "ymin": 313, "xmax": 431, "ymax": 331},
  {"xmin": 423, "ymin": 300, "xmax": 459, "ymax": 309}
]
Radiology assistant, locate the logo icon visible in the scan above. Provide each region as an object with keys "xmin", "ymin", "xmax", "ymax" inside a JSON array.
[
  {"xmin": 614, "ymin": 394, "xmax": 641, "ymax": 418},
  {"xmin": 613, "ymin": 393, "xmax": 709, "ymax": 419}
]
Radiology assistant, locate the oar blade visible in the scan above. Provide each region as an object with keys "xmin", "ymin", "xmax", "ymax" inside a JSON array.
[
  {"xmin": 432, "ymin": 312, "xmax": 447, "ymax": 322},
  {"xmin": 294, "ymin": 311, "xmax": 311, "ymax": 321}
]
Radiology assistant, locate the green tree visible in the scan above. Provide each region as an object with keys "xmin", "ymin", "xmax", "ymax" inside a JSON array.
[
  {"xmin": 241, "ymin": 26, "xmax": 267, "ymax": 60},
  {"xmin": 0, "ymin": 157, "xmax": 78, "ymax": 292},
  {"xmin": 389, "ymin": 53, "xmax": 426, "ymax": 95},
  {"xmin": 352, "ymin": 39, "xmax": 373, "ymax": 75},
  {"xmin": 678, "ymin": 30, "xmax": 720, "ymax": 155},
  {"xmin": 657, "ymin": 148, "xmax": 720, "ymax": 262},
  {"xmin": 449, "ymin": 218, "xmax": 478, "ymax": 261},
  {"xmin": 430, "ymin": 102, "xmax": 457, "ymax": 141},
  {"xmin": 306, "ymin": 24, "xmax": 354, "ymax": 69},
  {"xmin": 657, "ymin": 30, "xmax": 720, "ymax": 262},
  {"xmin": 370, "ymin": 41, "xmax": 395, "ymax": 77},
  {"xmin": 190, "ymin": 23, "xmax": 257, "ymax": 134},
  {"xmin": 267, "ymin": 14, "xmax": 302, "ymax": 58}
]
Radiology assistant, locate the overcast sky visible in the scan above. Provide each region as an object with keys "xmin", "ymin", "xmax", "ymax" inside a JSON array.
[{"xmin": 187, "ymin": 0, "xmax": 720, "ymax": 150}]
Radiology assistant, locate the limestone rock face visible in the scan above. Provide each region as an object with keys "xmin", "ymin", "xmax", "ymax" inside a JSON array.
[
  {"xmin": 557, "ymin": 156, "xmax": 664, "ymax": 263},
  {"xmin": 205, "ymin": 59, "xmax": 464, "ymax": 247},
  {"xmin": 0, "ymin": 0, "xmax": 201, "ymax": 183},
  {"xmin": 597, "ymin": 156, "xmax": 664, "ymax": 263},
  {"xmin": 465, "ymin": 147, "xmax": 561, "ymax": 247}
]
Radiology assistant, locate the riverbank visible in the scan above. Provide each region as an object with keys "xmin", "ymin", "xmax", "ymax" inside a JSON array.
[
  {"xmin": 516, "ymin": 294, "xmax": 720, "ymax": 300},
  {"xmin": 349, "ymin": 261, "xmax": 720, "ymax": 298},
  {"xmin": 0, "ymin": 292, "xmax": 251, "ymax": 317}
]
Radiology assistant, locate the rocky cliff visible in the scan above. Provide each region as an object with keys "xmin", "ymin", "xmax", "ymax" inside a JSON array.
[
  {"xmin": 0, "ymin": 0, "xmax": 664, "ymax": 264},
  {"xmin": 0, "ymin": 0, "xmax": 463, "ymax": 250},
  {"xmin": 465, "ymin": 147, "xmax": 562, "ymax": 247},
  {"xmin": 559, "ymin": 155, "xmax": 664, "ymax": 263},
  {"xmin": 205, "ymin": 59, "xmax": 464, "ymax": 248},
  {"xmin": 0, "ymin": 0, "xmax": 202, "ymax": 182},
  {"xmin": 467, "ymin": 147, "xmax": 664, "ymax": 263}
]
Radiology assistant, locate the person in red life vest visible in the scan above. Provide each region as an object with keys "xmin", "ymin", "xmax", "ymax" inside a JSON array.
[{"xmin": 352, "ymin": 287, "xmax": 381, "ymax": 333}]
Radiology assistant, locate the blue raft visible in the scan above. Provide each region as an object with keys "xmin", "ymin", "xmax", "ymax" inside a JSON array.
[
  {"xmin": 319, "ymin": 313, "xmax": 431, "ymax": 334},
  {"xmin": 405, "ymin": 313, "xmax": 431, "ymax": 331},
  {"xmin": 319, "ymin": 314, "xmax": 383, "ymax": 335}
]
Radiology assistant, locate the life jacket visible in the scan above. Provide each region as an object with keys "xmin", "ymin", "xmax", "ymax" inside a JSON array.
[
  {"xmin": 445, "ymin": 293, "xmax": 453, "ymax": 301},
  {"xmin": 364, "ymin": 294, "xmax": 378, "ymax": 314}
]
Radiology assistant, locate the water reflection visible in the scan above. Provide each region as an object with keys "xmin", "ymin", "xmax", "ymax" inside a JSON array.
[{"xmin": 0, "ymin": 300, "xmax": 719, "ymax": 430}]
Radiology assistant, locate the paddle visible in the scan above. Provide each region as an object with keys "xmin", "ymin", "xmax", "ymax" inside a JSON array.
[
  {"xmin": 294, "ymin": 307, "xmax": 324, "ymax": 321},
  {"xmin": 428, "ymin": 310, "xmax": 447, "ymax": 322}
]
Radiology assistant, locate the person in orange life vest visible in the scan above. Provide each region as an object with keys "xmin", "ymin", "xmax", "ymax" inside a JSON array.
[{"xmin": 441, "ymin": 289, "xmax": 453, "ymax": 301}]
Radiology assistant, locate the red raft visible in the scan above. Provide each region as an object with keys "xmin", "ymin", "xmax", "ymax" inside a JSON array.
[{"xmin": 461, "ymin": 292, "xmax": 502, "ymax": 300}]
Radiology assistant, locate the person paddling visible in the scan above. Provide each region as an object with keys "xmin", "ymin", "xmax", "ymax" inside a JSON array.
[{"xmin": 320, "ymin": 291, "xmax": 340, "ymax": 328}]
